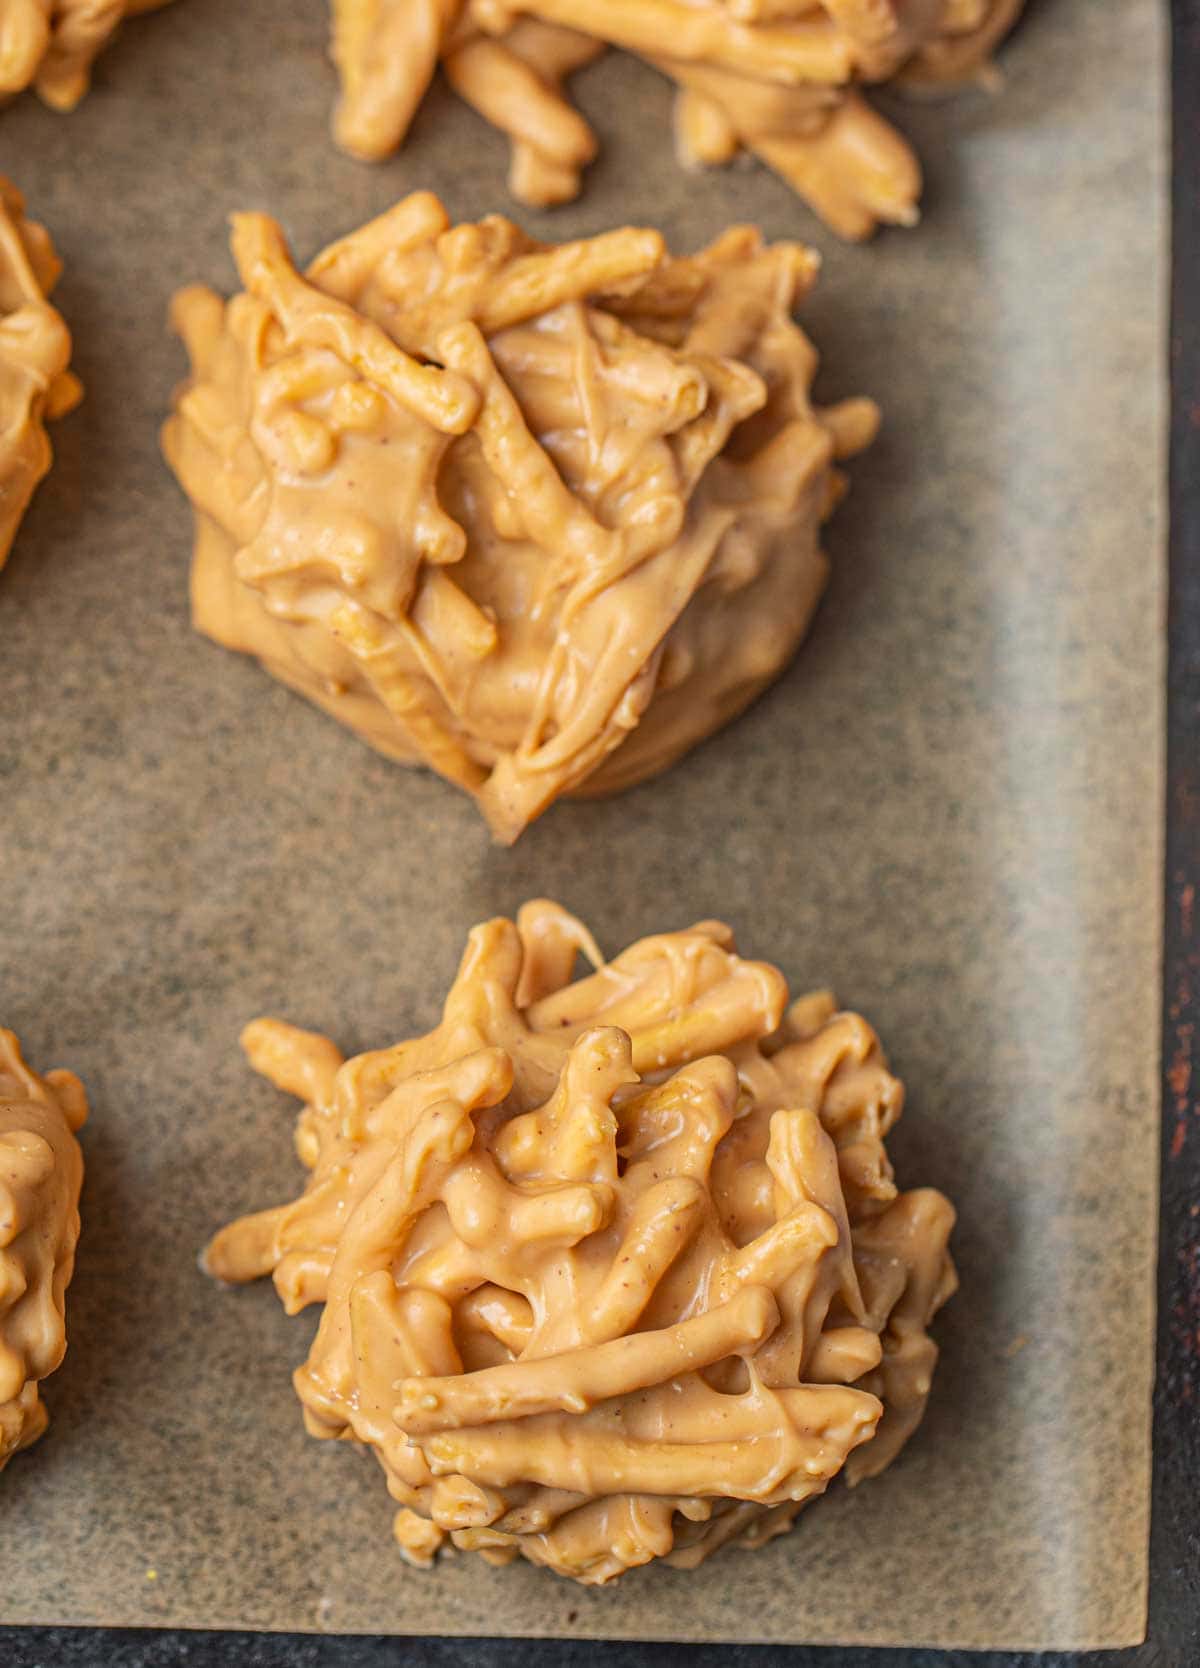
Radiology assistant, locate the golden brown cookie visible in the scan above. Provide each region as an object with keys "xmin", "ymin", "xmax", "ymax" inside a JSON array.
[
  {"xmin": 163, "ymin": 195, "xmax": 875, "ymax": 841},
  {"xmin": 0, "ymin": 0, "xmax": 171, "ymax": 111},
  {"xmin": 328, "ymin": 0, "xmax": 1025, "ymax": 237},
  {"xmin": 0, "ymin": 178, "xmax": 80, "ymax": 573},
  {"xmin": 0, "ymin": 1031, "xmax": 86, "ymax": 1471},
  {"xmin": 205, "ymin": 902, "xmax": 956, "ymax": 1583}
]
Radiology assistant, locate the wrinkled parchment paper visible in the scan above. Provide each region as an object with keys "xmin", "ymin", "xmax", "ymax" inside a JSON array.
[{"xmin": 0, "ymin": 0, "xmax": 1165, "ymax": 1647}]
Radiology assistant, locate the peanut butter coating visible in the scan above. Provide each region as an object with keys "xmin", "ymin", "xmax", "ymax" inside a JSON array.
[
  {"xmin": 0, "ymin": 1032, "xmax": 86, "ymax": 1471},
  {"xmin": 0, "ymin": 0, "xmax": 170, "ymax": 111},
  {"xmin": 205, "ymin": 903, "xmax": 956, "ymax": 1584},
  {"xmin": 163, "ymin": 195, "xmax": 875, "ymax": 842},
  {"xmin": 0, "ymin": 177, "xmax": 80, "ymax": 574},
  {"xmin": 327, "ymin": 0, "xmax": 1024, "ymax": 237}
]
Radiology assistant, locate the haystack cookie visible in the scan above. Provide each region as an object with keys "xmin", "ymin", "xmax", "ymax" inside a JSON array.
[
  {"xmin": 0, "ymin": 0, "xmax": 171, "ymax": 111},
  {"xmin": 205, "ymin": 902, "xmax": 956, "ymax": 1583},
  {"xmin": 163, "ymin": 195, "xmax": 876, "ymax": 841},
  {"xmin": 0, "ymin": 1031, "xmax": 86, "ymax": 1470},
  {"xmin": 0, "ymin": 177, "xmax": 80, "ymax": 572},
  {"xmin": 328, "ymin": 0, "xmax": 1024, "ymax": 237}
]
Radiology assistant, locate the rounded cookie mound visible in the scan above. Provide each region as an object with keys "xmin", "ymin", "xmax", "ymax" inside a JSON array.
[
  {"xmin": 206, "ymin": 902, "xmax": 956, "ymax": 1584},
  {"xmin": 0, "ymin": 1030, "xmax": 87, "ymax": 1471},
  {"xmin": 163, "ymin": 194, "xmax": 876, "ymax": 842}
]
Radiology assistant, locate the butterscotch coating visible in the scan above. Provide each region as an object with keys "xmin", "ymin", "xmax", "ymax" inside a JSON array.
[
  {"xmin": 328, "ymin": 0, "xmax": 1024, "ymax": 238},
  {"xmin": 163, "ymin": 195, "xmax": 875, "ymax": 842},
  {"xmin": 205, "ymin": 903, "xmax": 956, "ymax": 1584},
  {"xmin": 0, "ymin": 178, "xmax": 80, "ymax": 573},
  {"xmin": 0, "ymin": 0, "xmax": 170, "ymax": 110},
  {"xmin": 0, "ymin": 1031, "xmax": 87, "ymax": 1471}
]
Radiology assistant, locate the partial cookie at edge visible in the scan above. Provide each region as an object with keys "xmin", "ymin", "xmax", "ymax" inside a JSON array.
[
  {"xmin": 0, "ymin": 1030, "xmax": 87, "ymax": 1471},
  {"xmin": 0, "ymin": 177, "xmax": 81, "ymax": 573}
]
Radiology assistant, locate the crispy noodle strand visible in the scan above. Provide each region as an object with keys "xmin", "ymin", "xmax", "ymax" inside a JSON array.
[{"xmin": 0, "ymin": 0, "xmax": 172, "ymax": 111}]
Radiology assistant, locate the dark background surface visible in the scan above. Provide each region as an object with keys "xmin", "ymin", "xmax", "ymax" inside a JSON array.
[{"xmin": 3, "ymin": 0, "xmax": 1195, "ymax": 1664}]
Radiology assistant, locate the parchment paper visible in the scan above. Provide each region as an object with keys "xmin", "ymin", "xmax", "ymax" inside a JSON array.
[{"xmin": 0, "ymin": 0, "xmax": 1166, "ymax": 1648}]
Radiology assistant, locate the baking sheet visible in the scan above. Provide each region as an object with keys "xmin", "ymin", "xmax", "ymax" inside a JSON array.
[{"xmin": 0, "ymin": 0, "xmax": 1166, "ymax": 1648}]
